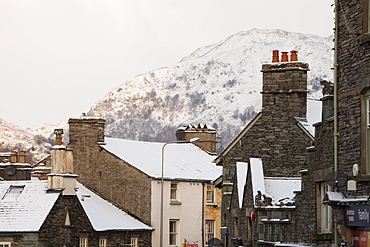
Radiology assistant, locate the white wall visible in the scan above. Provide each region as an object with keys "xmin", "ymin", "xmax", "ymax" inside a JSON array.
[{"xmin": 151, "ymin": 180, "xmax": 204, "ymax": 247}]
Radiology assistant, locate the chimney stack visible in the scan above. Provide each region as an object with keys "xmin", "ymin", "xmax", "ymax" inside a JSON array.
[
  {"xmin": 48, "ymin": 129, "xmax": 77, "ymax": 195},
  {"xmin": 175, "ymin": 124, "xmax": 217, "ymax": 154},
  {"xmin": 262, "ymin": 49, "xmax": 309, "ymax": 118}
]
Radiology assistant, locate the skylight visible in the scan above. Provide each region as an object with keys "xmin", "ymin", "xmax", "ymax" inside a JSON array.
[{"xmin": 2, "ymin": 185, "xmax": 25, "ymax": 200}]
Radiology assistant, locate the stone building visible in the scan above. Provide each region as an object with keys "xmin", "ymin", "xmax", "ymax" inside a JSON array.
[
  {"xmin": 305, "ymin": 0, "xmax": 370, "ymax": 246},
  {"xmin": 215, "ymin": 50, "xmax": 314, "ymax": 246},
  {"xmin": 67, "ymin": 118, "xmax": 222, "ymax": 247},
  {"xmin": 0, "ymin": 151, "xmax": 31, "ymax": 180},
  {"xmin": 0, "ymin": 131, "xmax": 152, "ymax": 247}
]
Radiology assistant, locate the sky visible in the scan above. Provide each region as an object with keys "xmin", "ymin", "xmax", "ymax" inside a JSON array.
[{"xmin": 0, "ymin": 0, "xmax": 334, "ymax": 129}]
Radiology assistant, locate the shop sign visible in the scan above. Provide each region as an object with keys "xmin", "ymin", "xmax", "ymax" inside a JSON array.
[
  {"xmin": 352, "ymin": 231, "xmax": 369, "ymax": 247},
  {"xmin": 345, "ymin": 205, "xmax": 370, "ymax": 227}
]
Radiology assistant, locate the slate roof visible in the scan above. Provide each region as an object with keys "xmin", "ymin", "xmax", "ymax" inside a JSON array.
[
  {"xmin": 0, "ymin": 180, "xmax": 59, "ymax": 232},
  {"xmin": 0, "ymin": 180, "xmax": 152, "ymax": 232},
  {"xmin": 102, "ymin": 137, "xmax": 221, "ymax": 181}
]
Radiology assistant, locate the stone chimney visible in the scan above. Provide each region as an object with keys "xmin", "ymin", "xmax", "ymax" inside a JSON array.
[
  {"xmin": 48, "ymin": 129, "xmax": 77, "ymax": 195},
  {"xmin": 67, "ymin": 116, "xmax": 106, "ymax": 186},
  {"xmin": 175, "ymin": 124, "xmax": 217, "ymax": 153},
  {"xmin": 261, "ymin": 50, "xmax": 309, "ymax": 118}
]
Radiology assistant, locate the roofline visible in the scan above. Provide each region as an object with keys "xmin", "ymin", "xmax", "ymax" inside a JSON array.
[
  {"xmin": 295, "ymin": 119, "xmax": 315, "ymax": 141},
  {"xmin": 214, "ymin": 112, "xmax": 263, "ymax": 165},
  {"xmin": 95, "ymin": 228, "xmax": 154, "ymax": 232}
]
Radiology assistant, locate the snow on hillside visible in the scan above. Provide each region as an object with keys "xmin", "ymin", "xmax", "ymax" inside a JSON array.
[
  {"xmin": 87, "ymin": 29, "xmax": 333, "ymax": 149},
  {"xmin": 0, "ymin": 118, "xmax": 52, "ymax": 163}
]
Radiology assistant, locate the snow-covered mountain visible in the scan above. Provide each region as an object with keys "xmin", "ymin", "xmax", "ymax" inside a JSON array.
[
  {"xmin": 1, "ymin": 29, "xmax": 333, "ymax": 156},
  {"xmin": 0, "ymin": 118, "xmax": 53, "ymax": 163},
  {"xmin": 87, "ymin": 29, "xmax": 333, "ymax": 149}
]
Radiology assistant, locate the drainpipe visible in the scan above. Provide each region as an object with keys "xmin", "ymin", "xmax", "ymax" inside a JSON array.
[
  {"xmin": 333, "ymin": 0, "xmax": 339, "ymax": 246},
  {"xmin": 202, "ymin": 182, "xmax": 205, "ymax": 247}
]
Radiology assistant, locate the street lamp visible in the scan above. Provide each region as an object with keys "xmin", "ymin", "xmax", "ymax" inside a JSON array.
[{"xmin": 159, "ymin": 138, "xmax": 200, "ymax": 247}]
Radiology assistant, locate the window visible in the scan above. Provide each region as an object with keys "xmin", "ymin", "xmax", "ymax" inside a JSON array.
[
  {"xmin": 317, "ymin": 183, "xmax": 332, "ymax": 233},
  {"xmin": 2, "ymin": 185, "xmax": 25, "ymax": 200},
  {"xmin": 0, "ymin": 242, "xmax": 11, "ymax": 247},
  {"xmin": 130, "ymin": 238, "xmax": 138, "ymax": 247},
  {"xmin": 169, "ymin": 220, "xmax": 178, "ymax": 245},
  {"xmin": 170, "ymin": 183, "xmax": 178, "ymax": 200},
  {"xmin": 99, "ymin": 239, "xmax": 107, "ymax": 247},
  {"xmin": 206, "ymin": 184, "xmax": 214, "ymax": 203},
  {"xmin": 205, "ymin": 220, "xmax": 215, "ymax": 244},
  {"xmin": 80, "ymin": 237, "xmax": 88, "ymax": 247}
]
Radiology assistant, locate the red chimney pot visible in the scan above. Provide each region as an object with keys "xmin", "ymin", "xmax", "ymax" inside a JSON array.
[
  {"xmin": 272, "ymin": 50, "xmax": 279, "ymax": 63},
  {"xmin": 281, "ymin": 52, "xmax": 289, "ymax": 62},
  {"xmin": 290, "ymin": 50, "xmax": 298, "ymax": 61}
]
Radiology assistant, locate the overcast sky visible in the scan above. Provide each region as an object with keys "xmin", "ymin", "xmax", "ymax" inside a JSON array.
[{"xmin": 0, "ymin": 0, "xmax": 334, "ymax": 129}]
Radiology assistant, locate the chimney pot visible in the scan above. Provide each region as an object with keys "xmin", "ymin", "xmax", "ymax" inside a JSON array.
[
  {"xmin": 54, "ymin": 129, "xmax": 64, "ymax": 146},
  {"xmin": 18, "ymin": 151, "xmax": 26, "ymax": 163},
  {"xmin": 272, "ymin": 50, "xmax": 279, "ymax": 63},
  {"xmin": 10, "ymin": 151, "xmax": 18, "ymax": 163},
  {"xmin": 281, "ymin": 52, "xmax": 289, "ymax": 62},
  {"xmin": 290, "ymin": 50, "xmax": 298, "ymax": 62}
]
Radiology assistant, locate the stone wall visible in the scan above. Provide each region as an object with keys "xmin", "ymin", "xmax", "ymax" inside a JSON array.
[
  {"xmin": 39, "ymin": 194, "xmax": 152, "ymax": 247},
  {"xmin": 67, "ymin": 118, "xmax": 152, "ymax": 225}
]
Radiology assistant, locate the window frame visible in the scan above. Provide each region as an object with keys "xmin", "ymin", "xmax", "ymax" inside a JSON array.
[
  {"xmin": 0, "ymin": 242, "xmax": 11, "ymax": 247},
  {"xmin": 99, "ymin": 238, "xmax": 107, "ymax": 247},
  {"xmin": 130, "ymin": 237, "xmax": 138, "ymax": 247},
  {"xmin": 206, "ymin": 184, "xmax": 214, "ymax": 203},
  {"xmin": 169, "ymin": 219, "xmax": 178, "ymax": 246},
  {"xmin": 170, "ymin": 183, "xmax": 178, "ymax": 201},
  {"xmin": 205, "ymin": 220, "xmax": 215, "ymax": 244},
  {"xmin": 79, "ymin": 237, "xmax": 88, "ymax": 247},
  {"xmin": 317, "ymin": 183, "xmax": 332, "ymax": 233}
]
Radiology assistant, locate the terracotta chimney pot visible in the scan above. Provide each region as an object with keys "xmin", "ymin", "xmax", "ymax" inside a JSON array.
[
  {"xmin": 272, "ymin": 50, "xmax": 279, "ymax": 63},
  {"xmin": 290, "ymin": 50, "xmax": 298, "ymax": 62},
  {"xmin": 10, "ymin": 151, "xmax": 18, "ymax": 163},
  {"xmin": 281, "ymin": 52, "xmax": 289, "ymax": 62},
  {"xmin": 18, "ymin": 151, "xmax": 26, "ymax": 163}
]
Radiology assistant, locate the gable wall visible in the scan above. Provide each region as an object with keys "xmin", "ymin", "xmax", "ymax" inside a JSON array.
[{"xmin": 68, "ymin": 118, "xmax": 152, "ymax": 225}]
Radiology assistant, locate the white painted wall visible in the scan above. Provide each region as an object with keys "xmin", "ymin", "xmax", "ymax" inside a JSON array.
[{"xmin": 151, "ymin": 180, "xmax": 204, "ymax": 247}]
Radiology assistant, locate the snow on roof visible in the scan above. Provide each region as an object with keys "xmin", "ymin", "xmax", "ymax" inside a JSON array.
[
  {"xmin": 103, "ymin": 138, "xmax": 221, "ymax": 180},
  {"xmin": 264, "ymin": 177, "xmax": 301, "ymax": 206},
  {"xmin": 236, "ymin": 162, "xmax": 248, "ymax": 209},
  {"xmin": 249, "ymin": 158, "xmax": 301, "ymax": 207},
  {"xmin": 76, "ymin": 182, "xmax": 152, "ymax": 231},
  {"xmin": 0, "ymin": 180, "xmax": 59, "ymax": 232},
  {"xmin": 250, "ymin": 158, "xmax": 265, "ymax": 206}
]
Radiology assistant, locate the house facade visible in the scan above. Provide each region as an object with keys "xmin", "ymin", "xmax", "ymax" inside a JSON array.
[
  {"xmin": 67, "ymin": 118, "xmax": 222, "ymax": 247},
  {"xmin": 307, "ymin": 0, "xmax": 370, "ymax": 246}
]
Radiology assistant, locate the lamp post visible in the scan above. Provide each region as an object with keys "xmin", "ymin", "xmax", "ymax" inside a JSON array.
[{"xmin": 159, "ymin": 138, "xmax": 200, "ymax": 247}]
